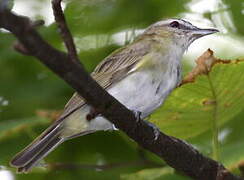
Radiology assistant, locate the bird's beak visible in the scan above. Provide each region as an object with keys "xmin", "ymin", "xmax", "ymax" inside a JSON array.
[{"xmin": 192, "ymin": 28, "xmax": 219, "ymax": 38}]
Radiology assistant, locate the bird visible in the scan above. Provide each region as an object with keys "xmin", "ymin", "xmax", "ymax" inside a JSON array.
[{"xmin": 10, "ymin": 18, "xmax": 218, "ymax": 172}]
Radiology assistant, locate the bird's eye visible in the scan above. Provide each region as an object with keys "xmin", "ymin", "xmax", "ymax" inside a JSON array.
[{"xmin": 169, "ymin": 21, "xmax": 180, "ymax": 28}]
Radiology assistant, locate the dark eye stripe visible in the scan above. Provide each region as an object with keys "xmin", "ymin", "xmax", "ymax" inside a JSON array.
[
  {"xmin": 169, "ymin": 21, "xmax": 180, "ymax": 28},
  {"xmin": 170, "ymin": 20, "xmax": 197, "ymax": 31}
]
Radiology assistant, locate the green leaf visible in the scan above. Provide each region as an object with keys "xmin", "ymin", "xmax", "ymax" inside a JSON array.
[
  {"xmin": 150, "ymin": 50, "xmax": 244, "ymax": 160},
  {"xmin": 219, "ymin": 110, "xmax": 244, "ymax": 168},
  {"xmin": 121, "ymin": 167, "xmax": 190, "ymax": 180},
  {"xmin": 187, "ymin": 110, "xmax": 244, "ymax": 175}
]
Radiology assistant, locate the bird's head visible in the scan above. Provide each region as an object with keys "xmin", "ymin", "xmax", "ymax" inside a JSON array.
[{"xmin": 144, "ymin": 18, "xmax": 219, "ymax": 51}]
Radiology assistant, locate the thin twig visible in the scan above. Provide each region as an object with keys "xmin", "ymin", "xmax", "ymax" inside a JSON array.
[
  {"xmin": 13, "ymin": 41, "xmax": 31, "ymax": 55},
  {"xmin": 49, "ymin": 160, "xmax": 164, "ymax": 171},
  {"xmin": 51, "ymin": 0, "xmax": 79, "ymax": 63}
]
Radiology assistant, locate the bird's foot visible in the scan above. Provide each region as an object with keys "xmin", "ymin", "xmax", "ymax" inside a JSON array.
[
  {"xmin": 145, "ymin": 121, "xmax": 160, "ymax": 141},
  {"xmin": 132, "ymin": 110, "xmax": 142, "ymax": 123},
  {"xmin": 132, "ymin": 110, "xmax": 160, "ymax": 141},
  {"xmin": 86, "ymin": 107, "xmax": 101, "ymax": 121},
  {"xmin": 111, "ymin": 124, "xmax": 118, "ymax": 130}
]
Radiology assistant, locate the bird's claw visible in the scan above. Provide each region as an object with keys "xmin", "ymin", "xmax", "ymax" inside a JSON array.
[
  {"xmin": 86, "ymin": 107, "xmax": 101, "ymax": 121},
  {"xmin": 132, "ymin": 110, "xmax": 160, "ymax": 141},
  {"xmin": 145, "ymin": 121, "xmax": 160, "ymax": 141},
  {"xmin": 132, "ymin": 110, "xmax": 142, "ymax": 123}
]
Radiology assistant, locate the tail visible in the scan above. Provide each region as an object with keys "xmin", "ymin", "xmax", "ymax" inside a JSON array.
[
  {"xmin": 10, "ymin": 105, "xmax": 111, "ymax": 172},
  {"xmin": 10, "ymin": 124, "xmax": 64, "ymax": 173}
]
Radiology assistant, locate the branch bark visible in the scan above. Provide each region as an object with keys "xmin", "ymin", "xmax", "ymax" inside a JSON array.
[
  {"xmin": 0, "ymin": 8, "xmax": 242, "ymax": 180},
  {"xmin": 51, "ymin": 0, "xmax": 79, "ymax": 63}
]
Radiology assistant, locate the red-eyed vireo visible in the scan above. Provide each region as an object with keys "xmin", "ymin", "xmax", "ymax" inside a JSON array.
[{"xmin": 10, "ymin": 18, "xmax": 218, "ymax": 172}]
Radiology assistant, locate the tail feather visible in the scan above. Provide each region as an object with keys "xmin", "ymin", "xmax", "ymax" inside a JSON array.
[
  {"xmin": 17, "ymin": 137, "xmax": 63, "ymax": 173},
  {"xmin": 10, "ymin": 124, "xmax": 96, "ymax": 172},
  {"xmin": 10, "ymin": 124, "xmax": 63, "ymax": 172},
  {"xmin": 10, "ymin": 106, "xmax": 105, "ymax": 172}
]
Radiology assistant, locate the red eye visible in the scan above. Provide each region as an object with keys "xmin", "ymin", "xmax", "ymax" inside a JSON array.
[{"xmin": 170, "ymin": 21, "xmax": 180, "ymax": 28}]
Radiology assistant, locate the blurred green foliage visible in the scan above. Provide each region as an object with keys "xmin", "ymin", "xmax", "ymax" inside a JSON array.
[
  {"xmin": 223, "ymin": 0, "xmax": 244, "ymax": 35},
  {"xmin": 65, "ymin": 0, "xmax": 188, "ymax": 35},
  {"xmin": 0, "ymin": 0, "xmax": 244, "ymax": 179}
]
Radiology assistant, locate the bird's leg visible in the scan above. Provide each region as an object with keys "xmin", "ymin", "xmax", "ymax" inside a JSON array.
[
  {"xmin": 132, "ymin": 111, "xmax": 160, "ymax": 141},
  {"xmin": 132, "ymin": 110, "xmax": 142, "ymax": 123},
  {"xmin": 86, "ymin": 107, "xmax": 101, "ymax": 121},
  {"xmin": 145, "ymin": 121, "xmax": 160, "ymax": 141},
  {"xmin": 86, "ymin": 107, "xmax": 118, "ymax": 130}
]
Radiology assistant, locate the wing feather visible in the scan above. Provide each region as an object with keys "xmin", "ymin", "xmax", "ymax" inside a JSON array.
[{"xmin": 60, "ymin": 41, "xmax": 151, "ymax": 119}]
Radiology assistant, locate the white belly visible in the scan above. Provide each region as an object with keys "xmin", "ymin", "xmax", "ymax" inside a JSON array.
[
  {"xmin": 62, "ymin": 56, "xmax": 182, "ymax": 136},
  {"xmin": 85, "ymin": 68, "xmax": 179, "ymax": 132},
  {"xmin": 108, "ymin": 68, "xmax": 180, "ymax": 118}
]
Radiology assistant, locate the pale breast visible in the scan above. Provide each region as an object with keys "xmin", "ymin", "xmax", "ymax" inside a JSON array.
[
  {"xmin": 62, "ymin": 55, "xmax": 181, "ymax": 135},
  {"xmin": 108, "ymin": 62, "xmax": 181, "ymax": 118}
]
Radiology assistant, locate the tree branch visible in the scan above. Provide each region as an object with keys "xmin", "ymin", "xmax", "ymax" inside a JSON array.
[
  {"xmin": 0, "ymin": 8, "xmax": 243, "ymax": 180},
  {"xmin": 51, "ymin": 0, "xmax": 79, "ymax": 63}
]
